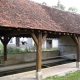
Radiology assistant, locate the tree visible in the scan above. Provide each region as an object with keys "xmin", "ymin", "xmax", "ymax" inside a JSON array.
[
  {"xmin": 68, "ymin": 7, "xmax": 78, "ymax": 13},
  {"xmin": 52, "ymin": 4, "xmax": 65, "ymax": 11},
  {"xmin": 42, "ymin": 2, "xmax": 47, "ymax": 5},
  {"xmin": 60, "ymin": 4, "xmax": 65, "ymax": 10}
]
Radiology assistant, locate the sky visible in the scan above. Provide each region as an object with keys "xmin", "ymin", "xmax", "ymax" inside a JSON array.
[{"xmin": 31, "ymin": 0, "xmax": 80, "ymax": 13}]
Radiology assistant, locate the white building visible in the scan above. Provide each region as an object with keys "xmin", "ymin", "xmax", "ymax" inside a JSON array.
[{"xmin": 3, "ymin": 37, "xmax": 58, "ymax": 49}]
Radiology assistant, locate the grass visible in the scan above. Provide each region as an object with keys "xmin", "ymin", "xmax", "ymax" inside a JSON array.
[
  {"xmin": 0, "ymin": 44, "xmax": 28, "ymax": 55},
  {"xmin": 44, "ymin": 70, "xmax": 80, "ymax": 80},
  {"xmin": 42, "ymin": 47, "xmax": 58, "ymax": 51},
  {"xmin": 0, "ymin": 44, "xmax": 3, "ymax": 55},
  {"xmin": 0, "ymin": 44, "xmax": 58, "ymax": 55}
]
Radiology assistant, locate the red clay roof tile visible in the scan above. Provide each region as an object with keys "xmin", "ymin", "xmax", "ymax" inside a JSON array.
[{"xmin": 0, "ymin": 0, "xmax": 80, "ymax": 34}]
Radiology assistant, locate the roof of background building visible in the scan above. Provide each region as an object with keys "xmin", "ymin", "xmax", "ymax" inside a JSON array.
[{"xmin": 0, "ymin": 0, "xmax": 80, "ymax": 34}]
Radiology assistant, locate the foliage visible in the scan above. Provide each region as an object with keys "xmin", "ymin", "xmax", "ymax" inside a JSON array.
[
  {"xmin": 42, "ymin": 2, "xmax": 47, "ymax": 5},
  {"xmin": 42, "ymin": 47, "xmax": 58, "ymax": 51},
  {"xmin": 42, "ymin": 48, "xmax": 47, "ymax": 51},
  {"xmin": 28, "ymin": 48, "xmax": 36, "ymax": 52},
  {"xmin": 0, "ymin": 44, "xmax": 3, "ymax": 55},
  {"xmin": 50, "ymin": 47, "xmax": 58, "ymax": 51},
  {"xmin": 0, "ymin": 46, "xmax": 28, "ymax": 55},
  {"xmin": 7, "ymin": 47, "xmax": 28, "ymax": 54},
  {"xmin": 52, "ymin": 4, "xmax": 65, "ymax": 11},
  {"xmin": 44, "ymin": 70, "xmax": 80, "ymax": 80},
  {"xmin": 60, "ymin": 4, "xmax": 65, "ymax": 10},
  {"xmin": 0, "ymin": 43, "xmax": 58, "ymax": 55},
  {"xmin": 52, "ymin": 3, "xmax": 78, "ymax": 14},
  {"xmin": 68, "ymin": 7, "xmax": 78, "ymax": 13}
]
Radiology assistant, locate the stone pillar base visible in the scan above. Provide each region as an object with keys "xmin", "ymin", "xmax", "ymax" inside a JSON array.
[
  {"xmin": 76, "ymin": 62, "xmax": 80, "ymax": 68},
  {"xmin": 36, "ymin": 71, "xmax": 42, "ymax": 80}
]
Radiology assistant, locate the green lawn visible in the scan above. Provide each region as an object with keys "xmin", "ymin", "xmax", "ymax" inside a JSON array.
[{"xmin": 44, "ymin": 70, "xmax": 80, "ymax": 80}]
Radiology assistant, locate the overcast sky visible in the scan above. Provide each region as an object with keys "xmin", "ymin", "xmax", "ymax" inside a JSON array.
[{"xmin": 31, "ymin": 0, "xmax": 80, "ymax": 13}]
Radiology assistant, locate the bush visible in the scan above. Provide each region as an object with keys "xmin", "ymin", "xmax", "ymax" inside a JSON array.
[
  {"xmin": 50, "ymin": 47, "xmax": 58, "ymax": 50},
  {"xmin": 7, "ymin": 47, "xmax": 28, "ymax": 54},
  {"xmin": 0, "ymin": 45, "xmax": 58, "ymax": 55}
]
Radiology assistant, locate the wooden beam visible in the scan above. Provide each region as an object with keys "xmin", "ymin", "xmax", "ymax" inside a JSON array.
[
  {"xmin": 31, "ymin": 33, "xmax": 38, "ymax": 45},
  {"xmin": 54, "ymin": 32, "xmax": 56, "ymax": 34},
  {"xmin": 7, "ymin": 31, "xmax": 30, "ymax": 36},
  {"xmin": 49, "ymin": 32, "xmax": 52, "ymax": 34},
  {"xmin": 0, "ymin": 36, "xmax": 10, "ymax": 45},
  {"xmin": 71, "ymin": 34, "xmax": 72, "ymax": 36},
  {"xmin": 59, "ymin": 33, "xmax": 61, "ymax": 35},
  {"xmin": 7, "ymin": 37, "xmax": 12, "ymax": 44},
  {"xmin": 0, "ymin": 37, "xmax": 4, "ymax": 44},
  {"xmin": 44, "ymin": 31, "xmax": 47, "ymax": 33},
  {"xmin": 32, "ymin": 30, "xmax": 34, "ymax": 32},
  {"xmin": 71, "ymin": 36, "xmax": 78, "ymax": 44},
  {"xmin": 17, "ymin": 29, "xmax": 20, "ymax": 31},
  {"xmin": 1, "ymin": 36, "xmax": 11, "ymax": 61},
  {"xmin": 42, "ymin": 33, "xmax": 47, "ymax": 44},
  {"xmin": 38, "ymin": 30, "xmax": 40, "ymax": 32},
  {"xmin": 25, "ymin": 30, "xmax": 27, "ymax": 31},
  {"xmin": 63, "ymin": 33, "xmax": 66, "ymax": 35},
  {"xmin": 67, "ymin": 33, "xmax": 69, "ymax": 35}
]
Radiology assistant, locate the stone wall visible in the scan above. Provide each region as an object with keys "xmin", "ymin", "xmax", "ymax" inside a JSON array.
[
  {"xmin": 2, "ymin": 50, "xmax": 59, "ymax": 66},
  {"xmin": 58, "ymin": 36, "xmax": 77, "ymax": 60}
]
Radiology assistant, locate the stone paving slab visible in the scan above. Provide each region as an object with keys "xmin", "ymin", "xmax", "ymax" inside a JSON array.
[{"xmin": 0, "ymin": 62, "xmax": 79, "ymax": 80}]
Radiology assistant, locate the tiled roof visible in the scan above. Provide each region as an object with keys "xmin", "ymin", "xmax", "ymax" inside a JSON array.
[{"xmin": 0, "ymin": 0, "xmax": 80, "ymax": 34}]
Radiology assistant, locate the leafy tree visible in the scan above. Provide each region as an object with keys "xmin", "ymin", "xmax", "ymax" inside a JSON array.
[
  {"xmin": 68, "ymin": 7, "xmax": 78, "ymax": 13},
  {"xmin": 52, "ymin": 4, "xmax": 65, "ymax": 11},
  {"xmin": 60, "ymin": 4, "xmax": 65, "ymax": 10},
  {"xmin": 42, "ymin": 2, "xmax": 47, "ymax": 5}
]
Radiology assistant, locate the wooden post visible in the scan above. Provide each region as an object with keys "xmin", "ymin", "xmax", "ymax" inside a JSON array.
[
  {"xmin": 36, "ymin": 32, "xmax": 42, "ymax": 72},
  {"xmin": 76, "ymin": 36, "xmax": 80, "ymax": 68},
  {"xmin": 3, "ymin": 36, "xmax": 8, "ymax": 61},
  {"xmin": 36, "ymin": 33, "xmax": 42, "ymax": 80},
  {"xmin": 31, "ymin": 32, "xmax": 47, "ymax": 80},
  {"xmin": 4, "ymin": 43, "xmax": 7, "ymax": 61},
  {"xmin": 71, "ymin": 36, "xmax": 80, "ymax": 68},
  {"xmin": 0, "ymin": 36, "xmax": 12, "ymax": 61},
  {"xmin": 16, "ymin": 37, "xmax": 20, "ymax": 47}
]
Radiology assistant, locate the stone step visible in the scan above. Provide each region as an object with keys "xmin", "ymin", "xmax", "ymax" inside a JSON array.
[{"xmin": 0, "ymin": 58, "xmax": 68, "ymax": 72}]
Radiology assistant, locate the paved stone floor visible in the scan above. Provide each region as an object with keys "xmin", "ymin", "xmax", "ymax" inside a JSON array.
[{"xmin": 0, "ymin": 62, "xmax": 79, "ymax": 80}]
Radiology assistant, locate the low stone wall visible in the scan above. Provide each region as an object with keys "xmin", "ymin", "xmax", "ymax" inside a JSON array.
[
  {"xmin": 0, "ymin": 56, "xmax": 4, "ymax": 63},
  {"xmin": 2, "ymin": 50, "xmax": 59, "ymax": 66}
]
